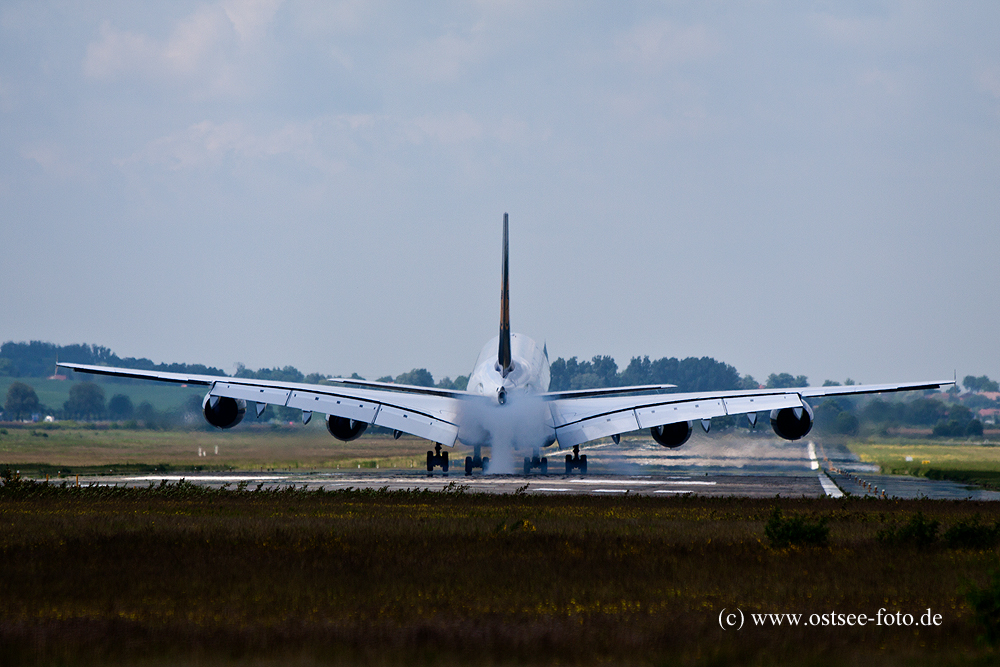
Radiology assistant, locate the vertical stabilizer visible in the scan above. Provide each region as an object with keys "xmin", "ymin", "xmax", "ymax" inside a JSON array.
[{"xmin": 498, "ymin": 213, "xmax": 513, "ymax": 377}]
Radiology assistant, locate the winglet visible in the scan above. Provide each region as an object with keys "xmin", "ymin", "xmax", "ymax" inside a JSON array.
[{"xmin": 498, "ymin": 213, "xmax": 513, "ymax": 378}]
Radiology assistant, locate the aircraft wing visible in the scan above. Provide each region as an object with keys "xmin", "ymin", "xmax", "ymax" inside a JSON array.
[
  {"xmin": 57, "ymin": 362, "xmax": 463, "ymax": 446},
  {"xmin": 548, "ymin": 380, "xmax": 953, "ymax": 449}
]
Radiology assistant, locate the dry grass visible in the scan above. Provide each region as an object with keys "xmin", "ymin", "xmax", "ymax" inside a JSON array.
[
  {"xmin": 0, "ymin": 425, "xmax": 431, "ymax": 473},
  {"xmin": 0, "ymin": 480, "xmax": 998, "ymax": 666}
]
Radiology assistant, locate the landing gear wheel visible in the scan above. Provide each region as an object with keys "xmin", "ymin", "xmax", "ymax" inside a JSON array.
[
  {"xmin": 540, "ymin": 457, "xmax": 548, "ymax": 475},
  {"xmin": 465, "ymin": 456, "xmax": 473, "ymax": 476},
  {"xmin": 523, "ymin": 457, "xmax": 531, "ymax": 475},
  {"xmin": 441, "ymin": 451, "xmax": 449, "ymax": 473},
  {"xmin": 482, "ymin": 456, "xmax": 490, "ymax": 472},
  {"xmin": 427, "ymin": 444, "xmax": 449, "ymax": 473},
  {"xmin": 565, "ymin": 446, "xmax": 588, "ymax": 474},
  {"xmin": 426, "ymin": 451, "xmax": 434, "ymax": 472}
]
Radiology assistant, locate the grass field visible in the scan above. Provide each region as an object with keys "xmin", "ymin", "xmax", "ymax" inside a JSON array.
[
  {"xmin": 1, "ymin": 480, "xmax": 999, "ymax": 666},
  {"xmin": 0, "ymin": 376, "xmax": 207, "ymax": 414},
  {"xmin": 848, "ymin": 439, "xmax": 1000, "ymax": 489},
  {"xmin": 0, "ymin": 424, "xmax": 432, "ymax": 474}
]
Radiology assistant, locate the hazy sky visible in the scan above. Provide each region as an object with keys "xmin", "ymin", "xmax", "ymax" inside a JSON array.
[{"xmin": 2, "ymin": 1, "xmax": 997, "ymax": 385}]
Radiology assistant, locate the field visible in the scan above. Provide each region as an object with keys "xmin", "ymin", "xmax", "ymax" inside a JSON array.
[
  {"xmin": 848, "ymin": 439, "xmax": 1000, "ymax": 489},
  {"xmin": 1, "ymin": 480, "xmax": 1000, "ymax": 666},
  {"xmin": 0, "ymin": 377, "xmax": 207, "ymax": 414},
  {"xmin": 0, "ymin": 424, "xmax": 431, "ymax": 474}
]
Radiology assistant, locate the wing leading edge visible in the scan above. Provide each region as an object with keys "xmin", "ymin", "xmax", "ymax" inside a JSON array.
[
  {"xmin": 57, "ymin": 362, "xmax": 464, "ymax": 446},
  {"xmin": 549, "ymin": 380, "xmax": 954, "ymax": 449}
]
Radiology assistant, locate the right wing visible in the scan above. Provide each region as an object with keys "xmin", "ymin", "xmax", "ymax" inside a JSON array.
[
  {"xmin": 549, "ymin": 380, "xmax": 953, "ymax": 449},
  {"xmin": 58, "ymin": 362, "xmax": 465, "ymax": 446}
]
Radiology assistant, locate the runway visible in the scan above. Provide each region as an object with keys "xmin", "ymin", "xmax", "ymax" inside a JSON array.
[{"xmin": 84, "ymin": 434, "xmax": 1000, "ymax": 500}]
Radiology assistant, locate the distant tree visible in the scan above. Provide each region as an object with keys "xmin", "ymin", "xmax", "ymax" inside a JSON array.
[
  {"xmin": 136, "ymin": 401, "xmax": 157, "ymax": 427},
  {"xmin": 844, "ymin": 378, "xmax": 856, "ymax": 386},
  {"xmin": 395, "ymin": 369, "xmax": 434, "ymax": 386},
  {"xmin": 967, "ymin": 419, "xmax": 985, "ymax": 437},
  {"xmin": 107, "ymin": 394, "xmax": 134, "ymax": 420},
  {"xmin": 739, "ymin": 374, "xmax": 759, "ymax": 390},
  {"xmin": 5, "ymin": 382, "xmax": 40, "ymax": 420},
  {"xmin": 765, "ymin": 373, "xmax": 808, "ymax": 389},
  {"xmin": 376, "ymin": 376, "xmax": 393, "ymax": 383},
  {"xmin": 832, "ymin": 412, "xmax": 860, "ymax": 436},
  {"xmin": 0, "ymin": 358, "xmax": 16, "ymax": 377},
  {"xmin": 304, "ymin": 373, "xmax": 329, "ymax": 384},
  {"xmin": 64, "ymin": 382, "xmax": 105, "ymax": 419},
  {"xmin": 862, "ymin": 399, "xmax": 906, "ymax": 425},
  {"xmin": 906, "ymin": 398, "xmax": 947, "ymax": 426},
  {"xmin": 965, "ymin": 375, "xmax": 1000, "ymax": 393},
  {"xmin": 436, "ymin": 375, "xmax": 469, "ymax": 391},
  {"xmin": 822, "ymin": 380, "xmax": 841, "ymax": 387}
]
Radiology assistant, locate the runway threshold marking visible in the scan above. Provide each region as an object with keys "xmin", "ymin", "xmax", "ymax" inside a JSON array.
[{"xmin": 808, "ymin": 441, "xmax": 845, "ymax": 497}]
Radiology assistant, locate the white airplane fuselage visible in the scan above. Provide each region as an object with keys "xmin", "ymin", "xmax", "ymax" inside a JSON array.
[{"xmin": 458, "ymin": 332, "xmax": 555, "ymax": 451}]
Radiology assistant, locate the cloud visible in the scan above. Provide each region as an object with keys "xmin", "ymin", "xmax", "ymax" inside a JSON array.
[
  {"xmin": 405, "ymin": 28, "xmax": 490, "ymax": 83},
  {"xmin": 222, "ymin": 0, "xmax": 283, "ymax": 41},
  {"xmin": 82, "ymin": 2, "xmax": 282, "ymax": 95},
  {"xmin": 410, "ymin": 112, "xmax": 483, "ymax": 144},
  {"xmin": 125, "ymin": 120, "xmax": 325, "ymax": 171},
  {"xmin": 616, "ymin": 19, "xmax": 717, "ymax": 68}
]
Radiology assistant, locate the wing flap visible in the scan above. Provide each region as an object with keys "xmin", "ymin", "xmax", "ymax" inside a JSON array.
[
  {"xmin": 556, "ymin": 410, "xmax": 640, "ymax": 449},
  {"xmin": 374, "ymin": 405, "xmax": 459, "ymax": 446},
  {"xmin": 285, "ymin": 391, "xmax": 380, "ymax": 424},
  {"xmin": 721, "ymin": 393, "xmax": 803, "ymax": 416},
  {"xmin": 211, "ymin": 382, "xmax": 291, "ymax": 406},
  {"xmin": 634, "ymin": 398, "xmax": 726, "ymax": 429}
]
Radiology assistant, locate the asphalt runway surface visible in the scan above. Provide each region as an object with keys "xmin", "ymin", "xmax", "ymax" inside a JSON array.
[{"xmin": 87, "ymin": 434, "xmax": 1000, "ymax": 500}]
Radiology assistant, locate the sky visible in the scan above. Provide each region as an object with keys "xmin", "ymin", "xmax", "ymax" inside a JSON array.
[{"xmin": 1, "ymin": 1, "xmax": 998, "ymax": 386}]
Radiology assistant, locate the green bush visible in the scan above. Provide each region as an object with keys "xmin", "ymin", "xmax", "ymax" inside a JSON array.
[
  {"xmin": 764, "ymin": 507, "xmax": 829, "ymax": 548},
  {"xmin": 967, "ymin": 569, "xmax": 1000, "ymax": 646},
  {"xmin": 944, "ymin": 515, "xmax": 1000, "ymax": 550},
  {"xmin": 878, "ymin": 511, "xmax": 939, "ymax": 547}
]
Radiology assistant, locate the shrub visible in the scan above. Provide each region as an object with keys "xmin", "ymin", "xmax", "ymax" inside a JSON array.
[
  {"xmin": 944, "ymin": 515, "xmax": 1000, "ymax": 550},
  {"xmin": 878, "ymin": 511, "xmax": 939, "ymax": 547},
  {"xmin": 764, "ymin": 507, "xmax": 829, "ymax": 548},
  {"xmin": 967, "ymin": 569, "xmax": 1000, "ymax": 646}
]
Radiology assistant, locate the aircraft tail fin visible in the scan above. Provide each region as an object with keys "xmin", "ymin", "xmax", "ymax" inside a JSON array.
[{"xmin": 498, "ymin": 213, "xmax": 513, "ymax": 378}]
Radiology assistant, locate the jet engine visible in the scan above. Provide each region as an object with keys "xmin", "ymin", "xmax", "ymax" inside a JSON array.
[
  {"xmin": 202, "ymin": 394, "xmax": 246, "ymax": 429},
  {"xmin": 326, "ymin": 415, "xmax": 368, "ymax": 441},
  {"xmin": 770, "ymin": 402, "xmax": 814, "ymax": 440},
  {"xmin": 650, "ymin": 421, "xmax": 693, "ymax": 448}
]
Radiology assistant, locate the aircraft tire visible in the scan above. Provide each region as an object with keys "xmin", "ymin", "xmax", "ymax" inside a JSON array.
[
  {"xmin": 465, "ymin": 456, "xmax": 473, "ymax": 476},
  {"xmin": 441, "ymin": 451, "xmax": 449, "ymax": 473},
  {"xmin": 540, "ymin": 458, "xmax": 547, "ymax": 475},
  {"xmin": 426, "ymin": 451, "xmax": 434, "ymax": 472}
]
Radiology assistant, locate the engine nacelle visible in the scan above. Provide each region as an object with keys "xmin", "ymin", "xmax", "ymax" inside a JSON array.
[
  {"xmin": 770, "ymin": 402, "xmax": 814, "ymax": 440},
  {"xmin": 650, "ymin": 421, "xmax": 693, "ymax": 448},
  {"xmin": 326, "ymin": 415, "xmax": 368, "ymax": 441},
  {"xmin": 202, "ymin": 394, "xmax": 246, "ymax": 429}
]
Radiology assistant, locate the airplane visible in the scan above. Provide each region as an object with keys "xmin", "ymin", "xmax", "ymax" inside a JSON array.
[{"xmin": 59, "ymin": 214, "xmax": 953, "ymax": 475}]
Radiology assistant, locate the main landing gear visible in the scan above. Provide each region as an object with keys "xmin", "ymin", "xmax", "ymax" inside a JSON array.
[
  {"xmin": 523, "ymin": 449, "xmax": 548, "ymax": 475},
  {"xmin": 465, "ymin": 445, "xmax": 490, "ymax": 475},
  {"xmin": 427, "ymin": 443, "xmax": 449, "ymax": 474},
  {"xmin": 565, "ymin": 445, "xmax": 587, "ymax": 474}
]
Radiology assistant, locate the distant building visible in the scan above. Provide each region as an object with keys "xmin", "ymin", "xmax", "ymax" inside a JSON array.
[{"xmin": 978, "ymin": 408, "xmax": 1000, "ymax": 424}]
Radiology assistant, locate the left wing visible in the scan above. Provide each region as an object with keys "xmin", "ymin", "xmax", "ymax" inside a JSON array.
[
  {"xmin": 549, "ymin": 380, "xmax": 953, "ymax": 448},
  {"xmin": 57, "ymin": 362, "xmax": 464, "ymax": 446}
]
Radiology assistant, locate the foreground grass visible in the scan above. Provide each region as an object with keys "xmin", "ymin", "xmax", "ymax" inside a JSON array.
[
  {"xmin": 1, "ymin": 480, "xmax": 999, "ymax": 665},
  {"xmin": 848, "ymin": 440, "xmax": 1000, "ymax": 490}
]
